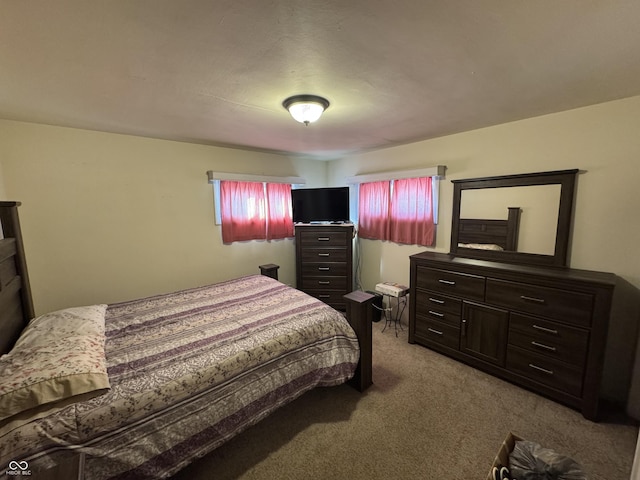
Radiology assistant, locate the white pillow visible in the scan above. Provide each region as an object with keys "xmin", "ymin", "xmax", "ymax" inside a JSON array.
[
  {"xmin": 458, "ymin": 242, "xmax": 504, "ymax": 251},
  {"xmin": 0, "ymin": 304, "xmax": 110, "ymax": 424}
]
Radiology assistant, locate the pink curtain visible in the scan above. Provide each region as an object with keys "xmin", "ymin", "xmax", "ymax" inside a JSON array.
[
  {"xmin": 358, "ymin": 181, "xmax": 390, "ymax": 240},
  {"xmin": 220, "ymin": 181, "xmax": 294, "ymax": 243},
  {"xmin": 389, "ymin": 177, "xmax": 435, "ymax": 246},
  {"xmin": 220, "ymin": 181, "xmax": 266, "ymax": 243},
  {"xmin": 266, "ymin": 183, "xmax": 294, "ymax": 240}
]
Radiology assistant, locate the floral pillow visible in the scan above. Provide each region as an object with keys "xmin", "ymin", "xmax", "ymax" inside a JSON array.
[{"xmin": 0, "ymin": 304, "xmax": 110, "ymax": 424}]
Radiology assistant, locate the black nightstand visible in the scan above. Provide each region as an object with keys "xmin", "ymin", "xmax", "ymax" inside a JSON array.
[{"xmin": 259, "ymin": 264, "xmax": 280, "ymax": 280}]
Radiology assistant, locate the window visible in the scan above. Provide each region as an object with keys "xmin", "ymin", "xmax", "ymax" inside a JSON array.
[
  {"xmin": 358, "ymin": 177, "xmax": 435, "ymax": 246},
  {"xmin": 219, "ymin": 180, "xmax": 294, "ymax": 244}
]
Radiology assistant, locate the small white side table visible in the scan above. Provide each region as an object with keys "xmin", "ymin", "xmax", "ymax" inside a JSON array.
[{"xmin": 375, "ymin": 283, "xmax": 409, "ymax": 337}]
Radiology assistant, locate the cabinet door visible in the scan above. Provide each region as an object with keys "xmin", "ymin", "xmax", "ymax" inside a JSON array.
[{"xmin": 460, "ymin": 301, "xmax": 508, "ymax": 366}]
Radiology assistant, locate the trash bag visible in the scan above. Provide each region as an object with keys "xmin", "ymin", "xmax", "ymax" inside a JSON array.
[{"xmin": 509, "ymin": 440, "xmax": 587, "ymax": 480}]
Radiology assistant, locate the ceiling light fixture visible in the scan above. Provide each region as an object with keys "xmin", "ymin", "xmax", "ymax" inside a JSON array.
[{"xmin": 282, "ymin": 95, "xmax": 330, "ymax": 126}]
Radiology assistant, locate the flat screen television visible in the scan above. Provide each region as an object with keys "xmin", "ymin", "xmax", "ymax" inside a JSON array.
[{"xmin": 291, "ymin": 187, "xmax": 350, "ymax": 223}]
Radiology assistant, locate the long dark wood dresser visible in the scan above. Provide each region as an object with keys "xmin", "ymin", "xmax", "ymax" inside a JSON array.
[
  {"xmin": 295, "ymin": 224, "xmax": 354, "ymax": 310},
  {"xmin": 408, "ymin": 251, "xmax": 616, "ymax": 420}
]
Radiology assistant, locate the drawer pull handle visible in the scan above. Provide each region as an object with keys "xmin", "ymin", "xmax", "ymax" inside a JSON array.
[
  {"xmin": 520, "ymin": 295, "xmax": 545, "ymax": 304},
  {"xmin": 428, "ymin": 328, "xmax": 444, "ymax": 336},
  {"xmin": 428, "ymin": 310, "xmax": 444, "ymax": 317},
  {"xmin": 318, "ymin": 295, "xmax": 331, "ymax": 298},
  {"xmin": 317, "ymin": 237, "xmax": 330, "ymax": 241},
  {"xmin": 318, "ymin": 267, "xmax": 330, "ymax": 271},
  {"xmin": 531, "ymin": 341, "xmax": 557, "ymax": 352},
  {"xmin": 528, "ymin": 363, "xmax": 554, "ymax": 375},
  {"xmin": 318, "ymin": 253, "xmax": 330, "ymax": 257},
  {"xmin": 532, "ymin": 324, "xmax": 558, "ymax": 335},
  {"xmin": 438, "ymin": 279, "xmax": 456, "ymax": 286},
  {"xmin": 429, "ymin": 297, "xmax": 445, "ymax": 304},
  {"xmin": 318, "ymin": 281, "xmax": 330, "ymax": 285}
]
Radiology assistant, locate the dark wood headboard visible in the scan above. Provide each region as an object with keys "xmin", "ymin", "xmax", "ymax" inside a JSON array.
[
  {"xmin": 0, "ymin": 201, "xmax": 35, "ymax": 355},
  {"xmin": 457, "ymin": 207, "xmax": 521, "ymax": 251}
]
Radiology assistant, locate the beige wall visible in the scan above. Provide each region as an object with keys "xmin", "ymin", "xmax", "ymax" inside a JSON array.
[
  {"xmin": 0, "ymin": 161, "xmax": 6, "ymax": 201},
  {"xmin": 328, "ymin": 95, "xmax": 640, "ymax": 412},
  {"xmin": 0, "ymin": 120, "xmax": 327, "ymax": 314}
]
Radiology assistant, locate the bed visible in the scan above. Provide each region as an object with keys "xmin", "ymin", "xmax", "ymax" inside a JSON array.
[
  {"xmin": 0, "ymin": 201, "xmax": 374, "ymax": 480},
  {"xmin": 456, "ymin": 207, "xmax": 521, "ymax": 251}
]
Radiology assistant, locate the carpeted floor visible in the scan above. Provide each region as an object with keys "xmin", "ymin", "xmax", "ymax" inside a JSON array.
[{"xmin": 172, "ymin": 319, "xmax": 639, "ymax": 480}]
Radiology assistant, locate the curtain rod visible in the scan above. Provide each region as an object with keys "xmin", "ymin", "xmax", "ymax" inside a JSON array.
[
  {"xmin": 207, "ymin": 171, "xmax": 306, "ymax": 184},
  {"xmin": 345, "ymin": 165, "xmax": 446, "ymax": 184}
]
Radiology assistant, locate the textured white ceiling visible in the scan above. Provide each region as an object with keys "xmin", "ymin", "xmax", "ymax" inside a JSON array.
[{"xmin": 2, "ymin": 1, "xmax": 640, "ymax": 159}]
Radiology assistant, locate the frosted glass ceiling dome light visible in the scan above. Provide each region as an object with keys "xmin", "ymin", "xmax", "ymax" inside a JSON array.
[{"xmin": 283, "ymin": 95, "xmax": 330, "ymax": 126}]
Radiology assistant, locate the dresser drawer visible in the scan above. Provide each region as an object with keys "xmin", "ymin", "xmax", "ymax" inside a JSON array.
[
  {"xmin": 486, "ymin": 278, "xmax": 593, "ymax": 327},
  {"xmin": 300, "ymin": 276, "xmax": 348, "ymax": 291},
  {"xmin": 416, "ymin": 266, "xmax": 485, "ymax": 302},
  {"xmin": 301, "ymin": 263, "xmax": 348, "ymax": 277},
  {"xmin": 414, "ymin": 318, "xmax": 460, "ymax": 350},
  {"xmin": 415, "ymin": 310, "xmax": 460, "ymax": 329},
  {"xmin": 508, "ymin": 313, "xmax": 589, "ymax": 367},
  {"xmin": 301, "ymin": 248, "xmax": 348, "ymax": 262},
  {"xmin": 506, "ymin": 345, "xmax": 583, "ymax": 397},
  {"xmin": 299, "ymin": 230, "xmax": 350, "ymax": 246},
  {"xmin": 415, "ymin": 290, "xmax": 461, "ymax": 316}
]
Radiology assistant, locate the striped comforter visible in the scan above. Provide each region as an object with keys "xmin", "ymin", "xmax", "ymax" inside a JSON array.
[{"xmin": 1, "ymin": 275, "xmax": 360, "ymax": 479}]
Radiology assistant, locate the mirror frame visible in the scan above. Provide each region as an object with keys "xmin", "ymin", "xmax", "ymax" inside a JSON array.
[{"xmin": 449, "ymin": 169, "xmax": 579, "ymax": 268}]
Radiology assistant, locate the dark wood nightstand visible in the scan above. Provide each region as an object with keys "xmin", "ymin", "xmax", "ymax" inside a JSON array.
[{"xmin": 259, "ymin": 263, "xmax": 280, "ymax": 280}]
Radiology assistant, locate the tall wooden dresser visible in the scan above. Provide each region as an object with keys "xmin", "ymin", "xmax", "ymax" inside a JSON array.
[
  {"xmin": 295, "ymin": 224, "xmax": 354, "ymax": 310},
  {"xmin": 409, "ymin": 251, "xmax": 616, "ymax": 420}
]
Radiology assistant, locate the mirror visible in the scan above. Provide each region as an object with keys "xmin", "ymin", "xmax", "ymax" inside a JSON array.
[
  {"xmin": 460, "ymin": 185, "xmax": 561, "ymax": 255},
  {"xmin": 450, "ymin": 169, "xmax": 578, "ymax": 267}
]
